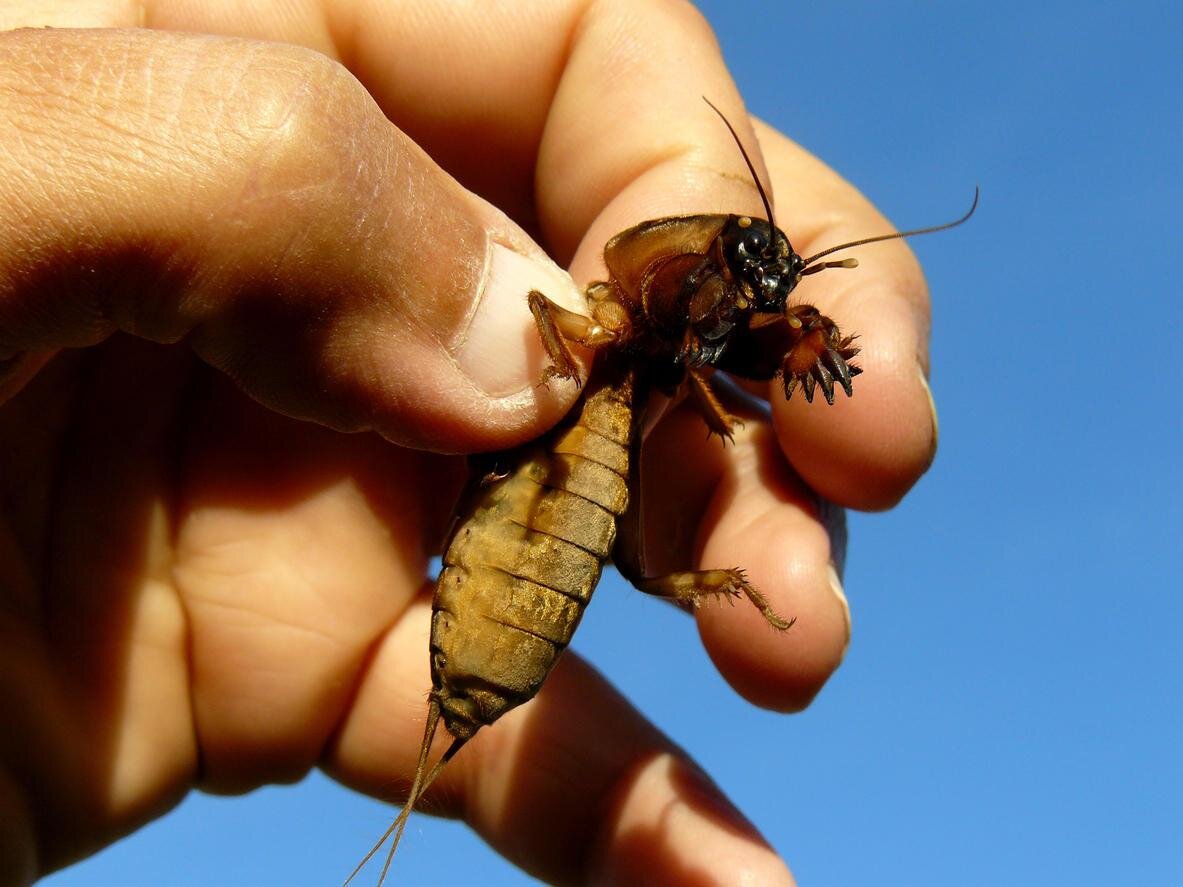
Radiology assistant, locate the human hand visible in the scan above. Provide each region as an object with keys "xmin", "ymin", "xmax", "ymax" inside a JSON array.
[{"xmin": 0, "ymin": 3, "xmax": 936, "ymax": 885}]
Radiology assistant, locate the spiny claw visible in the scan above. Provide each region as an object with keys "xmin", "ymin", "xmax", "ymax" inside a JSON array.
[
  {"xmin": 538, "ymin": 364, "xmax": 582, "ymax": 389},
  {"xmin": 783, "ymin": 320, "xmax": 862, "ymax": 404},
  {"xmin": 706, "ymin": 416, "xmax": 743, "ymax": 447},
  {"xmin": 705, "ymin": 427, "xmax": 732, "ymax": 446},
  {"xmin": 815, "ymin": 361, "xmax": 836, "ymax": 405},
  {"xmin": 823, "ymin": 348, "xmax": 854, "ymax": 397},
  {"xmin": 783, "ymin": 374, "xmax": 799, "ymax": 401},
  {"xmin": 802, "ymin": 372, "xmax": 816, "ymax": 403}
]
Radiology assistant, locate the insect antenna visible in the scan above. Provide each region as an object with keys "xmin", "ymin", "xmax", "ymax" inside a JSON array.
[
  {"xmin": 702, "ymin": 97, "xmax": 778, "ymax": 248},
  {"xmin": 801, "ymin": 187, "xmax": 980, "ymax": 273},
  {"xmin": 343, "ymin": 699, "xmax": 469, "ymax": 887}
]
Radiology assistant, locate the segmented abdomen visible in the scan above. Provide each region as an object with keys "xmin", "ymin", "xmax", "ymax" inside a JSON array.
[{"xmin": 430, "ymin": 360, "xmax": 637, "ymax": 739}]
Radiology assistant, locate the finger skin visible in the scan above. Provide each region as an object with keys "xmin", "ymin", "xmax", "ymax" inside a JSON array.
[
  {"xmin": 0, "ymin": 28, "xmax": 584, "ymax": 452},
  {"xmin": 0, "ymin": 340, "xmax": 197, "ymax": 873},
  {"xmin": 172, "ymin": 374, "xmax": 451, "ymax": 793},
  {"xmin": 147, "ymin": 0, "xmax": 777, "ymax": 242},
  {"xmin": 0, "ymin": 2, "xmax": 876, "ymax": 883},
  {"xmin": 639, "ymin": 402, "xmax": 851, "ymax": 712},
  {"xmin": 0, "ymin": 340, "xmax": 467, "ymax": 874},
  {"xmin": 0, "ymin": 8, "xmax": 938, "ymax": 491},
  {"xmin": 590, "ymin": 115, "xmax": 942, "ymax": 709},
  {"xmin": 329, "ymin": 602, "xmax": 794, "ymax": 887},
  {"xmin": 0, "ymin": 7, "xmax": 782, "ymax": 458},
  {"xmin": 626, "ymin": 117, "xmax": 940, "ymax": 707}
]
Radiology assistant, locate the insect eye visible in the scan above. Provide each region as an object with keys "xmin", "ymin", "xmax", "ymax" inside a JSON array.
[{"xmin": 722, "ymin": 216, "xmax": 800, "ymax": 309}]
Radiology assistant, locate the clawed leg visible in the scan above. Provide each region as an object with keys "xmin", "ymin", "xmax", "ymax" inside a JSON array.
[
  {"xmin": 613, "ymin": 456, "xmax": 793, "ymax": 630},
  {"xmin": 527, "ymin": 290, "xmax": 618, "ymax": 387},
  {"xmin": 685, "ymin": 368, "xmax": 744, "ymax": 444},
  {"xmin": 782, "ymin": 305, "xmax": 863, "ymax": 405},
  {"xmin": 626, "ymin": 566, "xmax": 795, "ymax": 631}
]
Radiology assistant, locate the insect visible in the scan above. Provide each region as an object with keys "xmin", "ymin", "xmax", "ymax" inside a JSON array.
[{"xmin": 345, "ymin": 100, "xmax": 977, "ymax": 885}]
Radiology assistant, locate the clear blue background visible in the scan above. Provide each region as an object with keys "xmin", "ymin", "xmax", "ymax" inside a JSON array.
[{"xmin": 46, "ymin": 2, "xmax": 1183, "ymax": 885}]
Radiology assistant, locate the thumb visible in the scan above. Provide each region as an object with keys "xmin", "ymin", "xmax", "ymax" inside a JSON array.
[{"xmin": 0, "ymin": 28, "xmax": 585, "ymax": 452}]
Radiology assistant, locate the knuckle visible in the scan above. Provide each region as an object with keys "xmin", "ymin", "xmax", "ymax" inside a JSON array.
[{"xmin": 217, "ymin": 47, "xmax": 380, "ymax": 215}]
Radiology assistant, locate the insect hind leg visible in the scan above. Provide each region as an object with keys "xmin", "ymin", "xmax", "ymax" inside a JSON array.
[
  {"xmin": 612, "ymin": 424, "xmax": 792, "ymax": 631},
  {"xmin": 684, "ymin": 368, "xmax": 744, "ymax": 443},
  {"xmin": 620, "ymin": 562, "xmax": 795, "ymax": 631}
]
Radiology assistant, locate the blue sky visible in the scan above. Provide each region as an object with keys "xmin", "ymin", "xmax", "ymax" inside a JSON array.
[{"xmin": 47, "ymin": 2, "xmax": 1182, "ymax": 885}]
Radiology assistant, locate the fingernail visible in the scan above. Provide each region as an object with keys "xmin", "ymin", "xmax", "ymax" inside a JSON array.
[
  {"xmin": 827, "ymin": 563, "xmax": 852, "ymax": 653},
  {"xmin": 455, "ymin": 240, "xmax": 585, "ymax": 397},
  {"xmin": 919, "ymin": 368, "xmax": 939, "ymax": 465}
]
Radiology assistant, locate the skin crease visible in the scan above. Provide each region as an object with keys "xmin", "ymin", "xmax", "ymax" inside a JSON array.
[{"xmin": 0, "ymin": 2, "xmax": 938, "ymax": 885}]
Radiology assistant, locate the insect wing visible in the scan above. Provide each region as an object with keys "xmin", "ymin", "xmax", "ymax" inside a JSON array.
[{"xmin": 602, "ymin": 214, "xmax": 728, "ymax": 302}]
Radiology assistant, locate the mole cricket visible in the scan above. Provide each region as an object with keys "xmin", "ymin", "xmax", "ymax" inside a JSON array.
[{"xmin": 345, "ymin": 99, "xmax": 976, "ymax": 884}]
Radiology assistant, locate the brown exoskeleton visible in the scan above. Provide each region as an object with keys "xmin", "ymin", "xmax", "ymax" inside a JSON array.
[{"xmin": 345, "ymin": 101, "xmax": 976, "ymax": 885}]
